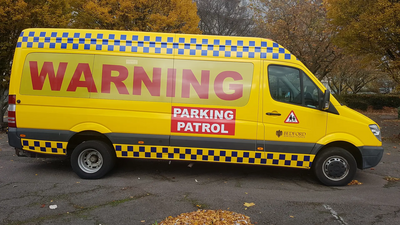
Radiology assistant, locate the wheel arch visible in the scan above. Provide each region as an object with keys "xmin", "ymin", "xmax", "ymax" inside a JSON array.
[
  {"xmin": 314, "ymin": 141, "xmax": 363, "ymax": 170},
  {"xmin": 66, "ymin": 131, "xmax": 115, "ymax": 157}
]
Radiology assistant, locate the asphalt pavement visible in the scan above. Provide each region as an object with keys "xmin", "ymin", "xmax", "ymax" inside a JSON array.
[{"xmin": 1, "ymin": 131, "xmax": 400, "ymax": 225}]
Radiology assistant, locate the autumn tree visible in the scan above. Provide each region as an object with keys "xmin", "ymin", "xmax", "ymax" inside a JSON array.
[
  {"xmin": 324, "ymin": 0, "xmax": 400, "ymax": 84},
  {"xmin": 71, "ymin": 0, "xmax": 201, "ymax": 34},
  {"xmin": 367, "ymin": 74, "xmax": 397, "ymax": 94},
  {"xmin": 0, "ymin": 0, "xmax": 72, "ymax": 126},
  {"xmin": 195, "ymin": 0, "xmax": 257, "ymax": 36},
  {"xmin": 252, "ymin": 0, "xmax": 341, "ymax": 80},
  {"xmin": 0, "ymin": 0, "xmax": 201, "ymax": 127},
  {"xmin": 329, "ymin": 55, "xmax": 381, "ymax": 94}
]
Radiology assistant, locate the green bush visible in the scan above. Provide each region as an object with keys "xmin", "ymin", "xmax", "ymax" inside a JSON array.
[
  {"xmin": 334, "ymin": 94, "xmax": 400, "ymax": 110},
  {"xmin": 346, "ymin": 99, "xmax": 369, "ymax": 110}
]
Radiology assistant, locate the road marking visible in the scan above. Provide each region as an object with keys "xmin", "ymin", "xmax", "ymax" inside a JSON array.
[{"xmin": 323, "ymin": 204, "xmax": 348, "ymax": 225}]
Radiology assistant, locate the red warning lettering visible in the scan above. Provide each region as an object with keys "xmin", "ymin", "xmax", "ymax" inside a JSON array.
[
  {"xmin": 171, "ymin": 106, "xmax": 236, "ymax": 135},
  {"xmin": 28, "ymin": 61, "xmax": 244, "ymax": 101}
]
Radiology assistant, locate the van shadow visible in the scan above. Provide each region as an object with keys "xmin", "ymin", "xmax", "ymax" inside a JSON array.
[
  {"xmin": 112, "ymin": 158, "xmax": 321, "ymax": 186},
  {"xmin": 14, "ymin": 156, "xmax": 72, "ymax": 178},
  {"xmin": 19, "ymin": 157, "xmax": 321, "ymax": 187}
]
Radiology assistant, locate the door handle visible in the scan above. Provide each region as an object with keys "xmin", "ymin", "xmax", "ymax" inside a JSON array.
[{"xmin": 266, "ymin": 112, "xmax": 281, "ymax": 116}]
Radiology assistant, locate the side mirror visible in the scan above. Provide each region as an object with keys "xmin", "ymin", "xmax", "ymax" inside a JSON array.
[{"xmin": 321, "ymin": 90, "xmax": 330, "ymax": 110}]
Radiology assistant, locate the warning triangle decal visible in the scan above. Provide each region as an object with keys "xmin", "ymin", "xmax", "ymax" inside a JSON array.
[{"xmin": 284, "ymin": 111, "xmax": 299, "ymax": 124}]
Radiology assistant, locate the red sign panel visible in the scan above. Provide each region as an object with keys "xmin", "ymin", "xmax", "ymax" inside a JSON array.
[{"xmin": 171, "ymin": 106, "xmax": 236, "ymax": 135}]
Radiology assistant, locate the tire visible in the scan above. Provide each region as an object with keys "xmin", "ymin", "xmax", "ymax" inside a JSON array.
[
  {"xmin": 71, "ymin": 140, "xmax": 116, "ymax": 179},
  {"xmin": 313, "ymin": 147, "xmax": 357, "ymax": 186}
]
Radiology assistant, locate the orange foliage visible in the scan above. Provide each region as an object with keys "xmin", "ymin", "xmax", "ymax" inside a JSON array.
[
  {"xmin": 72, "ymin": 0, "xmax": 201, "ymax": 34},
  {"xmin": 325, "ymin": 0, "xmax": 400, "ymax": 83}
]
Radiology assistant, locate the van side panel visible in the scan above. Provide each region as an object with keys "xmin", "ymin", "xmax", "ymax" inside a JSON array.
[{"xmin": 9, "ymin": 29, "xmax": 316, "ymax": 170}]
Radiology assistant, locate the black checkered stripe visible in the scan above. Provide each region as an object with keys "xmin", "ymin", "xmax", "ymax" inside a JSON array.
[
  {"xmin": 16, "ymin": 29, "xmax": 296, "ymax": 61},
  {"xmin": 115, "ymin": 145, "xmax": 314, "ymax": 168},
  {"xmin": 21, "ymin": 139, "xmax": 67, "ymax": 155}
]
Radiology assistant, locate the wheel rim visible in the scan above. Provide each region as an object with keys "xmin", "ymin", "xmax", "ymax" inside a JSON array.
[
  {"xmin": 77, "ymin": 148, "xmax": 103, "ymax": 174},
  {"xmin": 322, "ymin": 155, "xmax": 349, "ymax": 181}
]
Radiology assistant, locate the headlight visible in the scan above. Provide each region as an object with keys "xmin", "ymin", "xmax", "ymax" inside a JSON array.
[{"xmin": 369, "ymin": 124, "xmax": 381, "ymax": 142}]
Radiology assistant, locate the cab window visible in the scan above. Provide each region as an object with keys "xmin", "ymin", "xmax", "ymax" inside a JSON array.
[{"xmin": 268, "ymin": 65, "xmax": 322, "ymax": 109}]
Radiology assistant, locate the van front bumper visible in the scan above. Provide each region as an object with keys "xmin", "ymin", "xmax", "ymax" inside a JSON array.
[{"xmin": 359, "ymin": 146, "xmax": 384, "ymax": 169}]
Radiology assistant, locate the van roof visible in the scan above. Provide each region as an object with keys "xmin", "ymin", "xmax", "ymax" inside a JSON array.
[{"xmin": 17, "ymin": 28, "xmax": 299, "ymax": 63}]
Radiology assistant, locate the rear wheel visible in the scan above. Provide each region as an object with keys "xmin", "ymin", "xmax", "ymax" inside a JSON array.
[
  {"xmin": 71, "ymin": 140, "xmax": 116, "ymax": 179},
  {"xmin": 313, "ymin": 147, "xmax": 357, "ymax": 186}
]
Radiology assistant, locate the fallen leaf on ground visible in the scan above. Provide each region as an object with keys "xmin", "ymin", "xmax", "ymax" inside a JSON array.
[
  {"xmin": 159, "ymin": 209, "xmax": 253, "ymax": 225},
  {"xmin": 244, "ymin": 202, "xmax": 255, "ymax": 207},
  {"xmin": 348, "ymin": 180, "xmax": 362, "ymax": 185},
  {"xmin": 384, "ymin": 176, "xmax": 400, "ymax": 181}
]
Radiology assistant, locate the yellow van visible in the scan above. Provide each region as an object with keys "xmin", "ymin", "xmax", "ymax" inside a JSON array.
[{"xmin": 8, "ymin": 28, "xmax": 383, "ymax": 186}]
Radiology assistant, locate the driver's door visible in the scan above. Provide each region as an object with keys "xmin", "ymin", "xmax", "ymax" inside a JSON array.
[{"xmin": 262, "ymin": 63, "xmax": 328, "ymax": 154}]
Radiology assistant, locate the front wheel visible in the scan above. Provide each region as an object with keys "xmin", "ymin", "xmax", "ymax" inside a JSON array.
[
  {"xmin": 71, "ymin": 140, "xmax": 116, "ymax": 179},
  {"xmin": 313, "ymin": 147, "xmax": 357, "ymax": 186}
]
